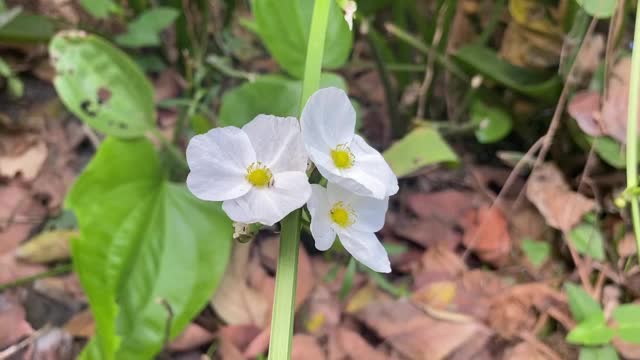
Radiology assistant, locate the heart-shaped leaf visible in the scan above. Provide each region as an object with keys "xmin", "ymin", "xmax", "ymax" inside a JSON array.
[{"xmin": 67, "ymin": 138, "xmax": 232, "ymax": 359}]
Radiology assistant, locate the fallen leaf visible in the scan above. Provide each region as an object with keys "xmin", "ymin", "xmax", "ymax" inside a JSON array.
[
  {"xmin": 305, "ymin": 285, "xmax": 341, "ymax": 335},
  {"xmin": 0, "ymin": 293, "xmax": 34, "ymax": 348},
  {"xmin": 63, "ymin": 309, "xmax": 95, "ymax": 338},
  {"xmin": 526, "ymin": 163, "xmax": 596, "ymax": 232},
  {"xmin": 461, "ymin": 206, "xmax": 512, "ymax": 266},
  {"xmin": 0, "ymin": 253, "xmax": 46, "ymax": 285},
  {"xmin": 169, "ymin": 323, "xmax": 215, "ymax": 352},
  {"xmin": 568, "ymin": 91, "xmax": 603, "ymax": 137},
  {"xmin": 15, "ymin": 229, "xmax": 76, "ymax": 264},
  {"xmin": 0, "ymin": 140, "xmax": 47, "ymax": 181},
  {"xmin": 356, "ymin": 300, "xmax": 489, "ymax": 360},
  {"xmin": 406, "ymin": 190, "xmax": 476, "ymax": 223},
  {"xmin": 503, "ymin": 342, "xmax": 551, "ymax": 360},
  {"xmin": 211, "ymin": 244, "xmax": 271, "ymax": 327},
  {"xmin": 601, "ymin": 57, "xmax": 640, "ymax": 143},
  {"xmin": 23, "ymin": 327, "xmax": 73, "ymax": 360},
  {"xmin": 292, "ymin": 334, "xmax": 325, "ymax": 360},
  {"xmin": 328, "ymin": 327, "xmax": 388, "ymax": 360},
  {"xmin": 33, "ymin": 274, "xmax": 86, "ymax": 309},
  {"xmin": 411, "ymin": 281, "xmax": 457, "ymax": 309},
  {"xmin": 617, "ymin": 233, "xmax": 637, "ymax": 259}
]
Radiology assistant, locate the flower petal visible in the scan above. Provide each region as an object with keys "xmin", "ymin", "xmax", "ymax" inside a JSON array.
[
  {"xmin": 222, "ymin": 171, "xmax": 311, "ymax": 226},
  {"xmin": 242, "ymin": 115, "xmax": 307, "ymax": 172},
  {"xmin": 338, "ymin": 229, "xmax": 391, "ymax": 273},
  {"xmin": 186, "ymin": 127, "xmax": 255, "ymax": 201},
  {"xmin": 307, "ymin": 184, "xmax": 337, "ymax": 251},
  {"xmin": 301, "ymin": 87, "xmax": 356, "ymax": 151},
  {"xmin": 326, "ymin": 183, "xmax": 388, "ymax": 232}
]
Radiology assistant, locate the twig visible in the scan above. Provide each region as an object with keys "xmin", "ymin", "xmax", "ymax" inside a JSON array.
[
  {"xmin": 157, "ymin": 298, "xmax": 174, "ymax": 350},
  {"xmin": 0, "ymin": 263, "xmax": 72, "ymax": 292},
  {"xmin": 416, "ymin": 3, "xmax": 448, "ymax": 120},
  {"xmin": 0, "ymin": 325, "xmax": 52, "ymax": 359}
]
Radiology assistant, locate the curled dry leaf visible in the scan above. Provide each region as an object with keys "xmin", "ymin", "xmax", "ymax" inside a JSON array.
[
  {"xmin": 15, "ymin": 229, "xmax": 76, "ymax": 264},
  {"xmin": 526, "ymin": 163, "xmax": 596, "ymax": 232},
  {"xmin": 461, "ymin": 206, "xmax": 512, "ymax": 267}
]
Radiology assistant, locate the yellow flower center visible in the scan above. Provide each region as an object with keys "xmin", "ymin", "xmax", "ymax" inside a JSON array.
[
  {"xmin": 331, "ymin": 144, "xmax": 354, "ymax": 169},
  {"xmin": 330, "ymin": 202, "xmax": 355, "ymax": 228},
  {"xmin": 246, "ymin": 162, "xmax": 273, "ymax": 187}
]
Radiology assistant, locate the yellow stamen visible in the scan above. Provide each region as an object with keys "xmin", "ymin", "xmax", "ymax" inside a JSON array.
[
  {"xmin": 331, "ymin": 144, "xmax": 354, "ymax": 169},
  {"xmin": 330, "ymin": 201, "xmax": 354, "ymax": 227},
  {"xmin": 246, "ymin": 162, "xmax": 273, "ymax": 187}
]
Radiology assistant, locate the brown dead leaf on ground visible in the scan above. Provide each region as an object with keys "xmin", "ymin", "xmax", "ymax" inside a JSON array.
[
  {"xmin": 617, "ymin": 233, "xmax": 637, "ymax": 259},
  {"xmin": 568, "ymin": 91, "xmax": 603, "ymax": 137},
  {"xmin": 63, "ymin": 309, "xmax": 95, "ymax": 338},
  {"xmin": 292, "ymin": 334, "xmax": 325, "ymax": 360},
  {"xmin": 305, "ymin": 285, "xmax": 341, "ymax": 336},
  {"xmin": 328, "ymin": 327, "xmax": 388, "ymax": 360},
  {"xmin": 461, "ymin": 206, "xmax": 511, "ymax": 267},
  {"xmin": 412, "ymin": 244, "xmax": 466, "ymax": 279},
  {"xmin": 23, "ymin": 327, "xmax": 73, "ymax": 360},
  {"xmin": 211, "ymin": 244, "xmax": 271, "ymax": 327},
  {"xmin": 391, "ymin": 217, "xmax": 462, "ymax": 249},
  {"xmin": 169, "ymin": 323, "xmax": 215, "ymax": 352},
  {"xmin": 356, "ymin": 300, "xmax": 491, "ymax": 360},
  {"xmin": 601, "ymin": 57, "xmax": 638, "ymax": 143},
  {"xmin": 503, "ymin": 342, "xmax": 552, "ymax": 360},
  {"xmin": 0, "ymin": 293, "xmax": 34, "ymax": 349},
  {"xmin": 0, "ymin": 182, "xmax": 48, "ymax": 254},
  {"xmin": 526, "ymin": 163, "xmax": 596, "ymax": 232},
  {"xmin": 406, "ymin": 190, "xmax": 476, "ymax": 224},
  {"xmin": 0, "ymin": 140, "xmax": 47, "ymax": 181},
  {"xmin": 0, "ymin": 253, "xmax": 46, "ymax": 285}
]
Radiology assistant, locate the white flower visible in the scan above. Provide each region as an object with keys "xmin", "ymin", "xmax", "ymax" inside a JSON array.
[
  {"xmin": 186, "ymin": 115, "xmax": 311, "ymax": 226},
  {"xmin": 307, "ymin": 183, "xmax": 390, "ymax": 273},
  {"xmin": 301, "ymin": 87, "xmax": 398, "ymax": 200}
]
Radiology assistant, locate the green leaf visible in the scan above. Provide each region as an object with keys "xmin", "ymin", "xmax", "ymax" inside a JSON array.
[
  {"xmin": 576, "ymin": 0, "xmax": 616, "ymax": 18},
  {"xmin": 50, "ymin": 31, "xmax": 155, "ymax": 138},
  {"xmin": 567, "ymin": 313, "xmax": 614, "ymax": 346},
  {"xmin": 383, "ymin": 127, "xmax": 459, "ymax": 178},
  {"xmin": 612, "ymin": 304, "xmax": 640, "ymax": 343},
  {"xmin": 68, "ymin": 138, "xmax": 233, "ymax": 359},
  {"xmin": 470, "ymin": 99, "xmax": 512, "ymax": 143},
  {"xmin": 521, "ymin": 238, "xmax": 550, "ymax": 267},
  {"xmin": 593, "ymin": 137, "xmax": 626, "ymax": 169},
  {"xmin": 218, "ymin": 73, "xmax": 347, "ymax": 127},
  {"xmin": 0, "ymin": 11, "xmax": 54, "ymax": 43},
  {"xmin": 579, "ymin": 346, "xmax": 620, "ymax": 360},
  {"xmin": 115, "ymin": 7, "xmax": 179, "ymax": 48},
  {"xmin": 0, "ymin": 6, "xmax": 21, "ymax": 28},
  {"xmin": 254, "ymin": 0, "xmax": 352, "ymax": 78},
  {"xmin": 569, "ymin": 223, "xmax": 605, "ymax": 260},
  {"xmin": 565, "ymin": 282, "xmax": 602, "ymax": 322},
  {"xmin": 454, "ymin": 45, "xmax": 562, "ymax": 103},
  {"xmin": 79, "ymin": 0, "xmax": 122, "ymax": 19}
]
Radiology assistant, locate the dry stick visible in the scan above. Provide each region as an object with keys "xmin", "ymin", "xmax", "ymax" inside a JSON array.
[{"xmin": 416, "ymin": 3, "xmax": 448, "ymax": 120}]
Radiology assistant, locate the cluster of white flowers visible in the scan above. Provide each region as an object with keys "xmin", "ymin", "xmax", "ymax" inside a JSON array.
[{"xmin": 186, "ymin": 88, "xmax": 398, "ymax": 272}]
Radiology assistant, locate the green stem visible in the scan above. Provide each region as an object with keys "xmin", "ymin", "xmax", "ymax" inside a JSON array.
[
  {"xmin": 627, "ymin": 9, "xmax": 640, "ymax": 262},
  {"xmin": 268, "ymin": 1, "xmax": 330, "ymax": 359},
  {"xmin": 0, "ymin": 263, "xmax": 72, "ymax": 291},
  {"xmin": 384, "ymin": 22, "xmax": 469, "ymax": 81}
]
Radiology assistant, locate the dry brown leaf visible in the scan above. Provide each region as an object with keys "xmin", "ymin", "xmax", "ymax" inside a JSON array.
[
  {"xmin": 63, "ymin": 309, "xmax": 95, "ymax": 338},
  {"xmin": 0, "ymin": 140, "xmax": 47, "ymax": 181},
  {"xmin": 0, "ymin": 293, "xmax": 34, "ymax": 348},
  {"xmin": 169, "ymin": 323, "xmax": 215, "ymax": 352},
  {"xmin": 23, "ymin": 327, "xmax": 73, "ymax": 360},
  {"xmin": 33, "ymin": 274, "xmax": 86, "ymax": 309},
  {"xmin": 601, "ymin": 57, "xmax": 639, "ymax": 143},
  {"xmin": 356, "ymin": 300, "xmax": 488, "ymax": 360},
  {"xmin": 617, "ymin": 233, "xmax": 637, "ymax": 259},
  {"xmin": 526, "ymin": 163, "xmax": 596, "ymax": 232},
  {"xmin": 328, "ymin": 327, "xmax": 388, "ymax": 360},
  {"xmin": 568, "ymin": 91, "xmax": 603, "ymax": 137},
  {"xmin": 461, "ymin": 206, "xmax": 512, "ymax": 266},
  {"xmin": 15, "ymin": 229, "xmax": 76, "ymax": 264},
  {"xmin": 503, "ymin": 342, "xmax": 551, "ymax": 360},
  {"xmin": 292, "ymin": 334, "xmax": 325, "ymax": 360},
  {"xmin": 211, "ymin": 244, "xmax": 270, "ymax": 327},
  {"xmin": 0, "ymin": 253, "xmax": 46, "ymax": 285},
  {"xmin": 305, "ymin": 285, "xmax": 341, "ymax": 336},
  {"xmin": 411, "ymin": 281, "xmax": 457, "ymax": 310},
  {"xmin": 406, "ymin": 190, "xmax": 476, "ymax": 224}
]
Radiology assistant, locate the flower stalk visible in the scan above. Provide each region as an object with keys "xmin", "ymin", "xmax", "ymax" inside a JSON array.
[
  {"xmin": 267, "ymin": 0, "xmax": 331, "ymax": 359},
  {"xmin": 626, "ymin": 9, "xmax": 640, "ymax": 262}
]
